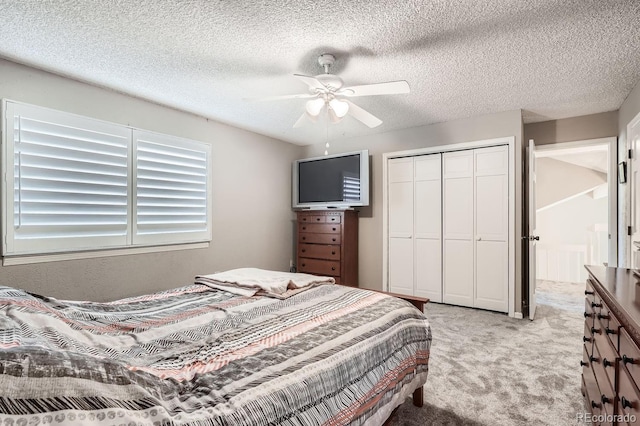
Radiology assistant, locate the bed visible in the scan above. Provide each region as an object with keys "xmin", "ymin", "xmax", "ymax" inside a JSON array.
[{"xmin": 0, "ymin": 269, "xmax": 431, "ymax": 425}]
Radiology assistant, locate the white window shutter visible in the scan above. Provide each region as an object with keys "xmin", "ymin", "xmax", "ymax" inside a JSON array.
[
  {"xmin": 4, "ymin": 102, "xmax": 131, "ymax": 255},
  {"xmin": 133, "ymin": 130, "xmax": 211, "ymax": 245}
]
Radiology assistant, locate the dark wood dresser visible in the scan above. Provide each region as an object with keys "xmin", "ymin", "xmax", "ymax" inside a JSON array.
[
  {"xmin": 583, "ymin": 265, "xmax": 640, "ymax": 425},
  {"xmin": 296, "ymin": 210, "xmax": 358, "ymax": 287}
]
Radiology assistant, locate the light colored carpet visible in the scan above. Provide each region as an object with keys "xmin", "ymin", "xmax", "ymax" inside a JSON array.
[{"xmin": 389, "ymin": 280, "xmax": 585, "ymax": 425}]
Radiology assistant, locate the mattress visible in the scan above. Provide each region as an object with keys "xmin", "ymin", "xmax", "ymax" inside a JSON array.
[{"xmin": 0, "ymin": 282, "xmax": 431, "ymax": 425}]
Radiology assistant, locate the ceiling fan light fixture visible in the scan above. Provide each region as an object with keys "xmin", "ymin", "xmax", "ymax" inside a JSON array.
[
  {"xmin": 328, "ymin": 98, "xmax": 349, "ymax": 118},
  {"xmin": 305, "ymin": 98, "xmax": 325, "ymax": 116},
  {"xmin": 328, "ymin": 107, "xmax": 342, "ymax": 124}
]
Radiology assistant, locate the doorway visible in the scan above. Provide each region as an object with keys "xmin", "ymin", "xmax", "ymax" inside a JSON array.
[{"xmin": 528, "ymin": 137, "xmax": 617, "ymax": 318}]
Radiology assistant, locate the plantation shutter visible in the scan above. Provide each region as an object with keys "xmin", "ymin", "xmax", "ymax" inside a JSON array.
[
  {"xmin": 133, "ymin": 130, "xmax": 211, "ymax": 245},
  {"xmin": 4, "ymin": 102, "xmax": 131, "ymax": 255}
]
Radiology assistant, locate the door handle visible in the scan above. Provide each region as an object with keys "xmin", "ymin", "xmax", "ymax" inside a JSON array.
[{"xmin": 522, "ymin": 236, "xmax": 540, "ymax": 241}]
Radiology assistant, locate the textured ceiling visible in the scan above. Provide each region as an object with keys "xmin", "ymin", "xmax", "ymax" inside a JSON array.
[{"xmin": 0, "ymin": 0, "xmax": 639, "ymax": 146}]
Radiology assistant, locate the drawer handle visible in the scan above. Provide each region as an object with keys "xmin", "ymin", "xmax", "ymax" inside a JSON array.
[
  {"xmin": 301, "ymin": 263, "xmax": 306, "ymax": 267},
  {"xmin": 331, "ymin": 251, "xmax": 336, "ymax": 255},
  {"xmin": 583, "ymin": 336, "xmax": 591, "ymax": 343},
  {"xmin": 585, "ymin": 290, "xmax": 594, "ymax": 295},
  {"xmin": 316, "ymin": 218, "xmax": 321, "ymax": 221},
  {"xmin": 301, "ymin": 249, "xmax": 306, "ymax": 253},
  {"xmin": 591, "ymin": 302, "xmax": 602, "ymax": 308},
  {"xmin": 591, "ymin": 400, "xmax": 600, "ymax": 409},
  {"xmin": 584, "ymin": 312, "xmax": 592, "ymax": 318},
  {"xmin": 302, "ymin": 226, "xmax": 307, "ymax": 230},
  {"xmin": 302, "ymin": 237, "xmax": 306, "ymax": 241},
  {"xmin": 332, "ymin": 238, "xmax": 336, "ymax": 242},
  {"xmin": 623, "ymin": 354, "xmax": 636, "ymax": 365},
  {"xmin": 332, "ymin": 227, "xmax": 336, "ymax": 231},
  {"xmin": 331, "ymin": 267, "xmax": 336, "ymax": 271},
  {"xmin": 601, "ymin": 394, "xmax": 610, "ymax": 405},
  {"xmin": 302, "ymin": 217, "xmax": 308, "ymax": 222},
  {"xmin": 580, "ymin": 360, "xmax": 588, "ymax": 367},
  {"xmin": 590, "ymin": 327, "xmax": 600, "ymax": 335},
  {"xmin": 622, "ymin": 396, "xmax": 633, "ymax": 409},
  {"xmin": 605, "ymin": 327, "xmax": 615, "ymax": 335},
  {"xmin": 603, "ymin": 358, "xmax": 613, "ymax": 368},
  {"xmin": 597, "ymin": 313, "xmax": 609, "ymax": 320},
  {"xmin": 589, "ymin": 355, "xmax": 599, "ymax": 363}
]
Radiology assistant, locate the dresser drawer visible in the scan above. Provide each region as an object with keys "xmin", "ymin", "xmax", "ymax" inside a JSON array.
[
  {"xmin": 297, "ymin": 214, "xmax": 342, "ymax": 224},
  {"xmin": 620, "ymin": 328, "xmax": 640, "ymax": 380},
  {"xmin": 298, "ymin": 258, "xmax": 340, "ymax": 276},
  {"xmin": 299, "ymin": 233, "xmax": 341, "ymax": 244},
  {"xmin": 325, "ymin": 214, "xmax": 341, "ymax": 224},
  {"xmin": 618, "ymin": 362, "xmax": 640, "ymax": 425},
  {"xmin": 299, "ymin": 243, "xmax": 340, "ymax": 260},
  {"xmin": 299, "ymin": 223, "xmax": 341, "ymax": 234},
  {"xmin": 583, "ymin": 322, "xmax": 594, "ymax": 356},
  {"xmin": 604, "ymin": 313, "xmax": 620, "ymax": 352},
  {"xmin": 585, "ymin": 298, "xmax": 595, "ymax": 324},
  {"xmin": 299, "ymin": 215, "xmax": 327, "ymax": 223},
  {"xmin": 591, "ymin": 341, "xmax": 616, "ymax": 416},
  {"xmin": 583, "ymin": 345, "xmax": 601, "ymax": 416},
  {"xmin": 593, "ymin": 331, "xmax": 617, "ymax": 393}
]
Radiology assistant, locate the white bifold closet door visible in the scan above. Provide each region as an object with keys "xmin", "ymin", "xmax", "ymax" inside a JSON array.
[
  {"xmin": 442, "ymin": 146, "xmax": 508, "ymax": 312},
  {"xmin": 388, "ymin": 154, "xmax": 442, "ymax": 302}
]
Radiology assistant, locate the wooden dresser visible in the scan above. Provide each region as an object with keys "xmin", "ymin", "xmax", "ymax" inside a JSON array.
[
  {"xmin": 296, "ymin": 210, "xmax": 358, "ymax": 287},
  {"xmin": 583, "ymin": 265, "xmax": 640, "ymax": 425}
]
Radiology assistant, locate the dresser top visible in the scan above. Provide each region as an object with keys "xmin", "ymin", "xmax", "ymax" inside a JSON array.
[{"xmin": 585, "ymin": 265, "xmax": 640, "ymax": 346}]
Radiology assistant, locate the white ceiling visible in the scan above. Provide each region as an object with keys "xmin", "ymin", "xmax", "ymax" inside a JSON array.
[{"xmin": 0, "ymin": 1, "xmax": 639, "ymax": 146}]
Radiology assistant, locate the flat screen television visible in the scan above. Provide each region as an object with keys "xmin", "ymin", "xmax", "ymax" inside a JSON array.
[{"xmin": 292, "ymin": 150, "xmax": 370, "ymax": 209}]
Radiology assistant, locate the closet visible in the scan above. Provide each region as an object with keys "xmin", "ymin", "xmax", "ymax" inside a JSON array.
[{"xmin": 386, "ymin": 144, "xmax": 510, "ymax": 313}]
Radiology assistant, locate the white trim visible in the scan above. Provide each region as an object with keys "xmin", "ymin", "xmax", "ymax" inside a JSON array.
[
  {"xmin": 382, "ymin": 136, "xmax": 517, "ymax": 317},
  {"xmin": 628, "ymin": 113, "xmax": 640, "ymax": 268},
  {"xmin": 2, "ymin": 241, "xmax": 209, "ymax": 266},
  {"xmin": 532, "ymin": 136, "xmax": 617, "ymax": 267},
  {"xmin": 514, "ymin": 312, "xmax": 524, "ymax": 320},
  {"xmin": 534, "ymin": 137, "xmax": 614, "ymax": 154}
]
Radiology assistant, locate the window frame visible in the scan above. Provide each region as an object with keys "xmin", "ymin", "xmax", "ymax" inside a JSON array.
[{"xmin": 1, "ymin": 99, "xmax": 212, "ymax": 262}]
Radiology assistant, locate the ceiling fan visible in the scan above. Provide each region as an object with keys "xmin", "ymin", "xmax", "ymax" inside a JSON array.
[{"xmin": 248, "ymin": 53, "xmax": 410, "ymax": 128}]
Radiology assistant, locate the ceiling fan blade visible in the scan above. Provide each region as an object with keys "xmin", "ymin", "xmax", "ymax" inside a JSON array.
[
  {"xmin": 293, "ymin": 74, "xmax": 326, "ymax": 91},
  {"xmin": 244, "ymin": 93, "xmax": 317, "ymax": 102},
  {"xmin": 338, "ymin": 80, "xmax": 410, "ymax": 97},
  {"xmin": 343, "ymin": 100, "xmax": 382, "ymax": 128}
]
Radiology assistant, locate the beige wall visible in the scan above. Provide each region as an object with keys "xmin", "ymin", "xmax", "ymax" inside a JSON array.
[
  {"xmin": 303, "ymin": 109, "xmax": 525, "ymax": 314},
  {"xmin": 0, "ymin": 59, "xmax": 304, "ymax": 301},
  {"xmin": 524, "ymin": 111, "xmax": 619, "ymax": 146}
]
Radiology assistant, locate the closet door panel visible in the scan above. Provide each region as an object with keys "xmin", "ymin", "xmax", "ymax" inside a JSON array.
[
  {"xmin": 475, "ymin": 146, "xmax": 508, "ymax": 175},
  {"xmin": 475, "ymin": 174, "xmax": 508, "ymax": 241},
  {"xmin": 415, "ymin": 180, "xmax": 440, "ymax": 238},
  {"xmin": 474, "ymin": 146, "xmax": 509, "ymax": 312},
  {"xmin": 388, "ymin": 158, "xmax": 414, "ymax": 295},
  {"xmin": 443, "ymin": 150, "xmax": 474, "ymax": 307},
  {"xmin": 389, "ymin": 237, "xmax": 413, "ymax": 295},
  {"xmin": 443, "ymin": 177, "xmax": 473, "ymax": 239},
  {"xmin": 415, "ymin": 154, "xmax": 442, "ymax": 301},
  {"xmin": 475, "ymin": 240, "xmax": 508, "ymax": 312},
  {"xmin": 389, "ymin": 181, "xmax": 413, "ymax": 237},
  {"xmin": 443, "ymin": 239, "xmax": 474, "ymax": 307},
  {"xmin": 416, "ymin": 238, "xmax": 442, "ymax": 301}
]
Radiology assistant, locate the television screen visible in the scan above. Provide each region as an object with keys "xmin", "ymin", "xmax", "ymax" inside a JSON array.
[{"xmin": 293, "ymin": 150, "xmax": 369, "ymax": 208}]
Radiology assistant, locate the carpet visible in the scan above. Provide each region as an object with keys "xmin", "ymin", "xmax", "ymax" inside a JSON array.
[{"xmin": 388, "ymin": 280, "xmax": 586, "ymax": 425}]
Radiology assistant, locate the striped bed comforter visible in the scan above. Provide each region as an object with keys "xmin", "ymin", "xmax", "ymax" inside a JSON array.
[{"xmin": 0, "ymin": 283, "xmax": 431, "ymax": 425}]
